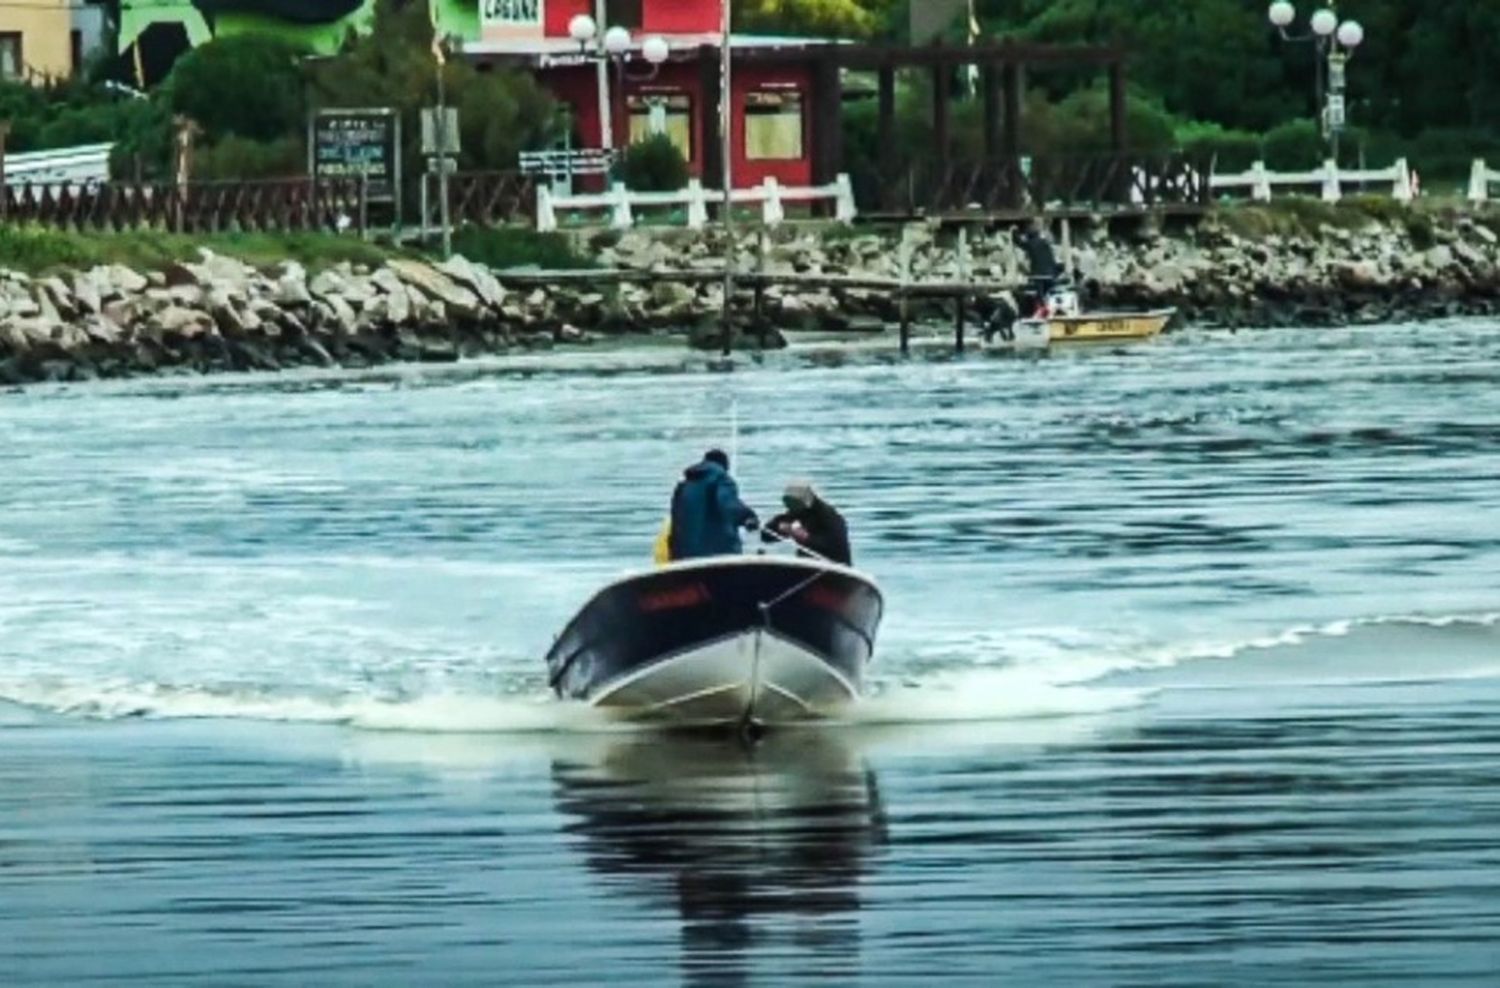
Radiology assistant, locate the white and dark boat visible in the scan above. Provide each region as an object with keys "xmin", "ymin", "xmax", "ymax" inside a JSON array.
[{"xmin": 546, "ymin": 556, "xmax": 883, "ymax": 730}]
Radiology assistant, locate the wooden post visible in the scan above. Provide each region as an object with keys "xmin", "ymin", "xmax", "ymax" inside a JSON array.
[
  {"xmin": 878, "ymin": 64, "xmax": 896, "ymax": 209},
  {"xmin": 932, "ymin": 65, "xmax": 951, "ymax": 172},
  {"xmin": 1002, "ymin": 62, "xmax": 1023, "ymax": 211},
  {"xmin": 982, "ymin": 64, "xmax": 1001, "ymax": 159},
  {"xmin": 1060, "ymin": 216, "xmax": 1073, "ymax": 282},
  {"xmin": 1002, "ymin": 62, "xmax": 1022, "ymax": 158},
  {"xmin": 812, "ymin": 58, "xmax": 842, "ymax": 210},
  {"xmin": 698, "ymin": 45, "xmax": 724, "ymax": 205},
  {"xmin": 954, "ymin": 295, "xmax": 966, "ymax": 353},
  {"xmin": 172, "ymin": 115, "xmax": 201, "ymax": 234},
  {"xmin": 357, "ymin": 172, "xmax": 369, "ymax": 239}
]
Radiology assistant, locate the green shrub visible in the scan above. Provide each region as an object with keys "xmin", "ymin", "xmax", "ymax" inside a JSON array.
[
  {"xmin": 617, "ymin": 134, "xmax": 691, "ymax": 192},
  {"xmin": 1405, "ymin": 128, "xmax": 1500, "ymax": 183},
  {"xmin": 193, "ymin": 135, "xmax": 306, "ymax": 180},
  {"xmin": 448, "ymin": 226, "xmax": 591, "ymax": 270},
  {"xmin": 1263, "ymin": 119, "xmax": 1326, "ymax": 171},
  {"xmin": 166, "ymin": 36, "xmax": 309, "ymax": 143},
  {"xmin": 1178, "ymin": 120, "xmax": 1262, "ymax": 172}
]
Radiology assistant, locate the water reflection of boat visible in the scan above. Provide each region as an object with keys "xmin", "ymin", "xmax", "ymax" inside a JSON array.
[
  {"xmin": 551, "ymin": 731, "xmax": 887, "ymax": 983},
  {"xmin": 545, "ymin": 557, "xmax": 884, "ymax": 730}
]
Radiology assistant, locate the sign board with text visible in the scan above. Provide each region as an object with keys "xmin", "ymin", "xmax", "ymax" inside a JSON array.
[{"xmin": 309, "ymin": 108, "xmax": 400, "ymax": 203}]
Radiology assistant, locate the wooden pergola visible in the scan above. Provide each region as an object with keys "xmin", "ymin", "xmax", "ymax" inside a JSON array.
[{"xmin": 729, "ymin": 40, "xmax": 1130, "ymax": 192}]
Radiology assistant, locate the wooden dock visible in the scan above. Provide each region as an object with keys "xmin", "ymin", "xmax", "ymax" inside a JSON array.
[
  {"xmin": 495, "ymin": 266, "xmax": 1008, "ymax": 354},
  {"xmin": 495, "ymin": 228, "xmax": 1020, "ymax": 355}
]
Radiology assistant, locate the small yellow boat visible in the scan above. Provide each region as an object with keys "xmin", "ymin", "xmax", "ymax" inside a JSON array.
[
  {"xmin": 1036, "ymin": 309, "xmax": 1176, "ymax": 343},
  {"xmin": 986, "ymin": 283, "xmax": 1176, "ymax": 349}
]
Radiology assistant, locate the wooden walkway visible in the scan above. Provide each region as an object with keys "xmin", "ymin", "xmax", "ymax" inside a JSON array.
[{"xmin": 495, "ymin": 266, "xmax": 1011, "ymax": 354}]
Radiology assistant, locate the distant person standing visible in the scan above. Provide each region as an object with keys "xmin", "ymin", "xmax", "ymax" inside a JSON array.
[
  {"xmin": 763, "ymin": 481, "xmax": 852, "ymax": 566},
  {"xmin": 668, "ymin": 449, "xmax": 760, "ymax": 561},
  {"xmin": 1014, "ymin": 224, "xmax": 1062, "ymax": 316}
]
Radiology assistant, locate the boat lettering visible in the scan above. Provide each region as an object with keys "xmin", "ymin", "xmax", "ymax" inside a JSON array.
[{"xmin": 638, "ymin": 582, "xmax": 712, "ymax": 613}]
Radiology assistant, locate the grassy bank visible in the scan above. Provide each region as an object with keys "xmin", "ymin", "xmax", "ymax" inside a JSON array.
[
  {"xmin": 0, "ymin": 224, "xmax": 593, "ymax": 276},
  {"xmin": 1209, "ymin": 196, "xmax": 1500, "ymax": 244},
  {"xmin": 0, "ymin": 225, "xmax": 402, "ymax": 276}
]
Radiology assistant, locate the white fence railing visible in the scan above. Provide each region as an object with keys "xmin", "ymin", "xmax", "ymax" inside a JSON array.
[
  {"xmin": 536, "ymin": 174, "xmax": 857, "ymax": 232},
  {"xmin": 1468, "ymin": 160, "xmax": 1500, "ymax": 204},
  {"xmin": 1210, "ymin": 158, "xmax": 1414, "ymax": 203},
  {"xmin": 5, "ymin": 142, "xmax": 114, "ymax": 186}
]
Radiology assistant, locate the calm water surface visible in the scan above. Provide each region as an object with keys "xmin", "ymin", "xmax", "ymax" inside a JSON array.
[{"xmin": 2, "ymin": 322, "xmax": 1499, "ymax": 984}]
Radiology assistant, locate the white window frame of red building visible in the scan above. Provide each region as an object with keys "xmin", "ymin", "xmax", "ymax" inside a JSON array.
[
  {"xmin": 744, "ymin": 86, "xmax": 806, "ymax": 162},
  {"xmin": 628, "ymin": 91, "xmax": 694, "ymax": 160}
]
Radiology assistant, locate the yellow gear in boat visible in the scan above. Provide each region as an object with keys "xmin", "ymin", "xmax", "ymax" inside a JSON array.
[{"xmin": 653, "ymin": 518, "xmax": 672, "ymax": 566}]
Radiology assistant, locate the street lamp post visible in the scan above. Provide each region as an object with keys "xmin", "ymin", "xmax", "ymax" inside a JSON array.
[
  {"xmin": 1269, "ymin": 2, "xmax": 1365, "ymax": 163},
  {"xmin": 567, "ymin": 14, "xmax": 671, "ymax": 154}
]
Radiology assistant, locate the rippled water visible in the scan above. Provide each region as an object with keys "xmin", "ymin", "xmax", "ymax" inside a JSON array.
[{"xmin": 3, "ymin": 322, "xmax": 1500, "ymax": 984}]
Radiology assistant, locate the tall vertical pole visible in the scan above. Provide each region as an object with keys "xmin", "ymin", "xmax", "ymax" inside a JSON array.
[
  {"xmin": 596, "ymin": 0, "xmax": 614, "ymax": 150},
  {"xmin": 436, "ymin": 42, "xmax": 452, "ymax": 259},
  {"xmin": 719, "ymin": 0, "xmax": 735, "ymax": 355}
]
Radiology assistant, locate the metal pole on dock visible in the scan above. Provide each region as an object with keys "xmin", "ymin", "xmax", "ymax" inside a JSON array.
[
  {"xmin": 718, "ymin": 0, "xmax": 735, "ymax": 356},
  {"xmin": 955, "ymin": 228, "xmax": 969, "ymax": 353},
  {"xmin": 897, "ymin": 227, "xmax": 913, "ymax": 355},
  {"xmin": 753, "ymin": 231, "xmax": 767, "ymax": 329}
]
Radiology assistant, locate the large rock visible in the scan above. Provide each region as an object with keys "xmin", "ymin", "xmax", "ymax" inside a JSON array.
[
  {"xmin": 387, "ymin": 259, "xmax": 481, "ymax": 319},
  {"xmin": 106, "ymin": 264, "xmax": 148, "ymax": 295},
  {"xmin": 70, "ymin": 272, "xmax": 103, "ymax": 315},
  {"xmin": 82, "ymin": 315, "xmax": 125, "ymax": 346},
  {"xmin": 308, "ymin": 268, "xmax": 350, "ymax": 301},
  {"xmin": 149, "ymin": 305, "xmax": 214, "ymax": 339},
  {"xmin": 162, "ymin": 261, "xmax": 202, "ymax": 289},
  {"xmin": 438, "ymin": 255, "xmax": 506, "ymax": 310},
  {"xmin": 274, "ymin": 271, "xmax": 312, "ymax": 307},
  {"xmin": 325, "ymin": 293, "xmax": 359, "ymax": 334},
  {"xmin": 194, "ymin": 250, "xmax": 255, "ymax": 292}
]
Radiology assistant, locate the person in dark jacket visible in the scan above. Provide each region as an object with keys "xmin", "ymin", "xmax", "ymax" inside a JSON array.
[
  {"xmin": 1014, "ymin": 224, "xmax": 1062, "ymax": 317},
  {"xmin": 668, "ymin": 449, "xmax": 760, "ymax": 560},
  {"xmin": 762, "ymin": 481, "xmax": 852, "ymax": 566}
]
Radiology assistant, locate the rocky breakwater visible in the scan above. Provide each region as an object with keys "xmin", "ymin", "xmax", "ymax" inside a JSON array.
[
  {"xmin": 0, "ymin": 252, "xmax": 606, "ymax": 386},
  {"xmin": 592, "ymin": 213, "xmax": 1500, "ymax": 333},
  {"xmin": 1074, "ymin": 213, "xmax": 1500, "ymax": 327}
]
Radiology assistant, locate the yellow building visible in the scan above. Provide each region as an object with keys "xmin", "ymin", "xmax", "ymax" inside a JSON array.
[{"xmin": 0, "ymin": 0, "xmax": 108, "ymax": 84}]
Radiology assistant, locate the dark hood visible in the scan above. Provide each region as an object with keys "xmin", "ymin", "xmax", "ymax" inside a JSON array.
[{"xmin": 684, "ymin": 460, "xmax": 727, "ymax": 483}]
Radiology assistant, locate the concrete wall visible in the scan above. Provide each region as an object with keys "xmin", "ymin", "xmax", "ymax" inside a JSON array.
[{"xmin": 0, "ymin": 0, "xmax": 74, "ymax": 82}]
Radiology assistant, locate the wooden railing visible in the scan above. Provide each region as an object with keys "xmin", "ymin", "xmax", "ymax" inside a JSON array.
[
  {"xmin": 0, "ymin": 177, "xmax": 368, "ymax": 233},
  {"xmin": 419, "ymin": 171, "xmax": 536, "ymax": 234},
  {"xmin": 854, "ymin": 153, "xmax": 1214, "ymax": 216}
]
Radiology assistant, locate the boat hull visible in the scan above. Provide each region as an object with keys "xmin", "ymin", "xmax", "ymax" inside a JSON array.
[
  {"xmin": 546, "ymin": 558, "xmax": 883, "ymax": 728},
  {"xmin": 1035, "ymin": 308, "xmax": 1175, "ymax": 343}
]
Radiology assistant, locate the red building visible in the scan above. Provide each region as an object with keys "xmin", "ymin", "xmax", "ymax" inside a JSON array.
[{"xmin": 461, "ymin": 0, "xmax": 842, "ymax": 191}]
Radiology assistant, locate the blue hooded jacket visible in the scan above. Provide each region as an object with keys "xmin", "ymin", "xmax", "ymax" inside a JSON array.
[{"xmin": 669, "ymin": 459, "xmax": 758, "ymax": 560}]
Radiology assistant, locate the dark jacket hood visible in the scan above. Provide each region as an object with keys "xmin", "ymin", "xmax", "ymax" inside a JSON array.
[{"xmin": 684, "ymin": 460, "xmax": 727, "ymax": 482}]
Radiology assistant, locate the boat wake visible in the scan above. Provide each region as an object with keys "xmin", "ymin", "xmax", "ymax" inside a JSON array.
[{"xmin": 1, "ymin": 611, "xmax": 1495, "ymax": 733}]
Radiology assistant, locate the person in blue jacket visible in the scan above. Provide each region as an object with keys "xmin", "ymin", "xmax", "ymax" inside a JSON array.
[{"xmin": 668, "ymin": 449, "xmax": 760, "ymax": 560}]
